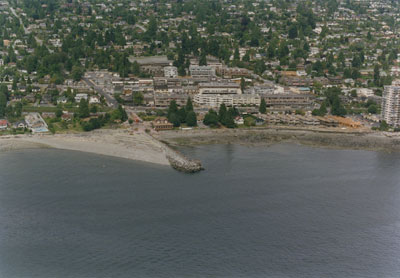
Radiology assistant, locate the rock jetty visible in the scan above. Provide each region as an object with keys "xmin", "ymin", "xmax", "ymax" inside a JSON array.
[
  {"xmin": 165, "ymin": 151, "xmax": 203, "ymax": 173},
  {"xmin": 152, "ymin": 136, "xmax": 203, "ymax": 173}
]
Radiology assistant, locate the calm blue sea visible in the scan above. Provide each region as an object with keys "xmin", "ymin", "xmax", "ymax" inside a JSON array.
[{"xmin": 1, "ymin": 144, "xmax": 400, "ymax": 278}]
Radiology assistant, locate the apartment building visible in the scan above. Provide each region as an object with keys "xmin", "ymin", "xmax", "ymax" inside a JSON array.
[
  {"xmin": 189, "ymin": 65, "xmax": 216, "ymax": 78},
  {"xmin": 382, "ymin": 82, "xmax": 400, "ymax": 126}
]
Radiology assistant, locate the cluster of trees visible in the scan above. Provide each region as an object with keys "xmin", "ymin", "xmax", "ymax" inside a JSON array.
[
  {"xmin": 0, "ymin": 84, "xmax": 8, "ymax": 117},
  {"xmin": 203, "ymin": 103, "xmax": 238, "ymax": 128},
  {"xmin": 167, "ymin": 98, "xmax": 197, "ymax": 127},
  {"xmin": 78, "ymin": 99, "xmax": 127, "ymax": 131},
  {"xmin": 364, "ymin": 99, "xmax": 378, "ymax": 114},
  {"xmin": 81, "ymin": 114, "xmax": 109, "ymax": 132},
  {"xmin": 312, "ymin": 87, "xmax": 347, "ymax": 117}
]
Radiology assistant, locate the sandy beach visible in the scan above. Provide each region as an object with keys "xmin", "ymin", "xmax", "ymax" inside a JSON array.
[{"xmin": 0, "ymin": 130, "xmax": 171, "ymax": 166}]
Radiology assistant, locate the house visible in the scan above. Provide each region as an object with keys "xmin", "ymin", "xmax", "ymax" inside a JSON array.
[
  {"xmin": 234, "ymin": 116, "xmax": 244, "ymax": 125},
  {"xmin": 61, "ymin": 112, "xmax": 74, "ymax": 121},
  {"xmin": 75, "ymin": 93, "xmax": 88, "ymax": 102},
  {"xmin": 0, "ymin": 119, "xmax": 8, "ymax": 130},
  {"xmin": 57, "ymin": 96, "xmax": 68, "ymax": 104},
  {"xmin": 152, "ymin": 117, "xmax": 174, "ymax": 131},
  {"xmin": 13, "ymin": 120, "xmax": 27, "ymax": 129},
  {"xmin": 41, "ymin": 112, "xmax": 56, "ymax": 119},
  {"xmin": 24, "ymin": 93, "xmax": 36, "ymax": 103},
  {"xmin": 89, "ymin": 95, "xmax": 100, "ymax": 104}
]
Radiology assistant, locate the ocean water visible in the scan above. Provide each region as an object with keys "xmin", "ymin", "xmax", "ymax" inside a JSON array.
[{"xmin": 1, "ymin": 144, "xmax": 400, "ymax": 278}]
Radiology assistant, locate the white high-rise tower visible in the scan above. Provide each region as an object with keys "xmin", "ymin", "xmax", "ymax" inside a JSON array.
[{"xmin": 381, "ymin": 80, "xmax": 400, "ymax": 127}]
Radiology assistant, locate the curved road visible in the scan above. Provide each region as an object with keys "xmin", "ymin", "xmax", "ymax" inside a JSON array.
[{"xmin": 82, "ymin": 77, "xmax": 118, "ymax": 108}]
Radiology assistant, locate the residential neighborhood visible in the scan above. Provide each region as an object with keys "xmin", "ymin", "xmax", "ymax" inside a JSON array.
[{"xmin": 1, "ymin": 0, "xmax": 400, "ymax": 134}]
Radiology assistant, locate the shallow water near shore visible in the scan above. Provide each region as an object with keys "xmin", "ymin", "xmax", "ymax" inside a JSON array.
[{"xmin": 1, "ymin": 144, "xmax": 400, "ymax": 278}]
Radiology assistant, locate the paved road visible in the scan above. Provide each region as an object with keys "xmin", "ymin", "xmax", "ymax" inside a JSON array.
[
  {"xmin": 134, "ymin": 24, "xmax": 147, "ymax": 32},
  {"xmin": 9, "ymin": 5, "xmax": 46, "ymax": 48},
  {"xmin": 10, "ymin": 7, "xmax": 28, "ymax": 35},
  {"xmin": 82, "ymin": 77, "xmax": 118, "ymax": 108}
]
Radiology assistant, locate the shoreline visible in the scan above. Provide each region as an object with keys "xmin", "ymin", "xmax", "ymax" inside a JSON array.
[
  {"xmin": 156, "ymin": 127, "xmax": 400, "ymax": 153},
  {"xmin": 0, "ymin": 129, "xmax": 203, "ymax": 173},
  {"xmin": 2, "ymin": 127, "xmax": 400, "ymax": 173}
]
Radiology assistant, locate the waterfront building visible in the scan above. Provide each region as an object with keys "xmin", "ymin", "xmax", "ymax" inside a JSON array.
[
  {"xmin": 382, "ymin": 81, "xmax": 400, "ymax": 127},
  {"xmin": 152, "ymin": 117, "xmax": 174, "ymax": 131}
]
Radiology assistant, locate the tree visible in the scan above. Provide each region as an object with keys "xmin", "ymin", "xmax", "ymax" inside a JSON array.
[
  {"xmin": 132, "ymin": 61, "xmax": 141, "ymax": 76},
  {"xmin": 186, "ymin": 97, "xmax": 193, "ymax": 112},
  {"xmin": 167, "ymin": 100, "xmax": 178, "ymax": 118},
  {"xmin": 331, "ymin": 98, "xmax": 346, "ymax": 116},
  {"xmin": 186, "ymin": 111, "xmax": 197, "ymax": 127},
  {"xmin": 218, "ymin": 103, "xmax": 227, "ymax": 123},
  {"xmin": 379, "ymin": 120, "xmax": 389, "ymax": 131},
  {"xmin": 259, "ymin": 98, "xmax": 267, "ymax": 114},
  {"xmin": 177, "ymin": 107, "xmax": 187, "ymax": 123},
  {"xmin": 240, "ymin": 77, "xmax": 246, "ymax": 93},
  {"xmin": 244, "ymin": 116, "xmax": 256, "ymax": 126},
  {"xmin": 203, "ymin": 109, "xmax": 219, "ymax": 127},
  {"xmin": 288, "ymin": 25, "xmax": 298, "ymax": 39},
  {"xmin": 267, "ymin": 45, "xmax": 275, "ymax": 59},
  {"xmin": 234, "ymin": 47, "xmax": 240, "ymax": 61},
  {"xmin": 133, "ymin": 92, "xmax": 144, "ymax": 106},
  {"xmin": 0, "ymin": 92, "xmax": 7, "ymax": 117},
  {"xmin": 167, "ymin": 100, "xmax": 180, "ymax": 126},
  {"xmin": 56, "ymin": 108, "xmax": 63, "ymax": 118},
  {"xmin": 178, "ymin": 65, "xmax": 186, "ymax": 76},
  {"xmin": 222, "ymin": 108, "xmax": 235, "ymax": 128},
  {"xmin": 146, "ymin": 16, "xmax": 157, "ymax": 38},
  {"xmin": 79, "ymin": 98, "xmax": 90, "ymax": 118},
  {"xmin": 374, "ymin": 64, "xmax": 380, "ymax": 86},
  {"xmin": 199, "ymin": 51, "xmax": 207, "ymax": 66},
  {"xmin": 90, "ymin": 105, "xmax": 98, "ymax": 114},
  {"xmin": 368, "ymin": 104, "xmax": 377, "ymax": 114},
  {"xmin": 312, "ymin": 102, "xmax": 327, "ymax": 116},
  {"xmin": 169, "ymin": 112, "xmax": 180, "ymax": 127},
  {"xmin": 71, "ymin": 65, "xmax": 84, "ymax": 81},
  {"xmin": 118, "ymin": 105, "xmax": 128, "ymax": 122}
]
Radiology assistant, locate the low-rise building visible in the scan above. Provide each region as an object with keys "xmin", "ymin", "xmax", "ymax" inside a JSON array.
[
  {"xmin": 164, "ymin": 66, "xmax": 178, "ymax": 78},
  {"xmin": 12, "ymin": 120, "xmax": 27, "ymax": 129},
  {"xmin": 152, "ymin": 117, "xmax": 174, "ymax": 131},
  {"xmin": 189, "ymin": 65, "xmax": 216, "ymax": 78},
  {"xmin": 262, "ymin": 93, "xmax": 315, "ymax": 109},
  {"xmin": 0, "ymin": 119, "xmax": 8, "ymax": 130},
  {"xmin": 25, "ymin": 113, "xmax": 49, "ymax": 133},
  {"xmin": 75, "ymin": 93, "xmax": 88, "ymax": 102},
  {"xmin": 89, "ymin": 95, "xmax": 101, "ymax": 104},
  {"xmin": 154, "ymin": 93, "xmax": 187, "ymax": 107},
  {"xmin": 194, "ymin": 93, "xmax": 260, "ymax": 108}
]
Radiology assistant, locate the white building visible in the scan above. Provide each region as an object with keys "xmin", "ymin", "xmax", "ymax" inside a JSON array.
[
  {"xmin": 193, "ymin": 82, "xmax": 261, "ymax": 107},
  {"xmin": 189, "ymin": 65, "xmax": 216, "ymax": 78},
  {"xmin": 382, "ymin": 81, "xmax": 400, "ymax": 126},
  {"xmin": 198, "ymin": 82, "xmax": 241, "ymax": 95},
  {"xmin": 164, "ymin": 66, "xmax": 178, "ymax": 78},
  {"xmin": 89, "ymin": 95, "xmax": 101, "ymax": 104},
  {"xmin": 194, "ymin": 93, "xmax": 260, "ymax": 108},
  {"xmin": 75, "ymin": 93, "xmax": 88, "ymax": 102}
]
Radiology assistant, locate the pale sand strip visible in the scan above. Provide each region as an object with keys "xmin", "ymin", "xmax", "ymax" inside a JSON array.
[{"xmin": 0, "ymin": 130, "xmax": 170, "ymax": 166}]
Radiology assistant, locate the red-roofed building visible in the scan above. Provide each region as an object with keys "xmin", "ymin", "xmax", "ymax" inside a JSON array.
[{"xmin": 0, "ymin": 119, "xmax": 9, "ymax": 130}]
